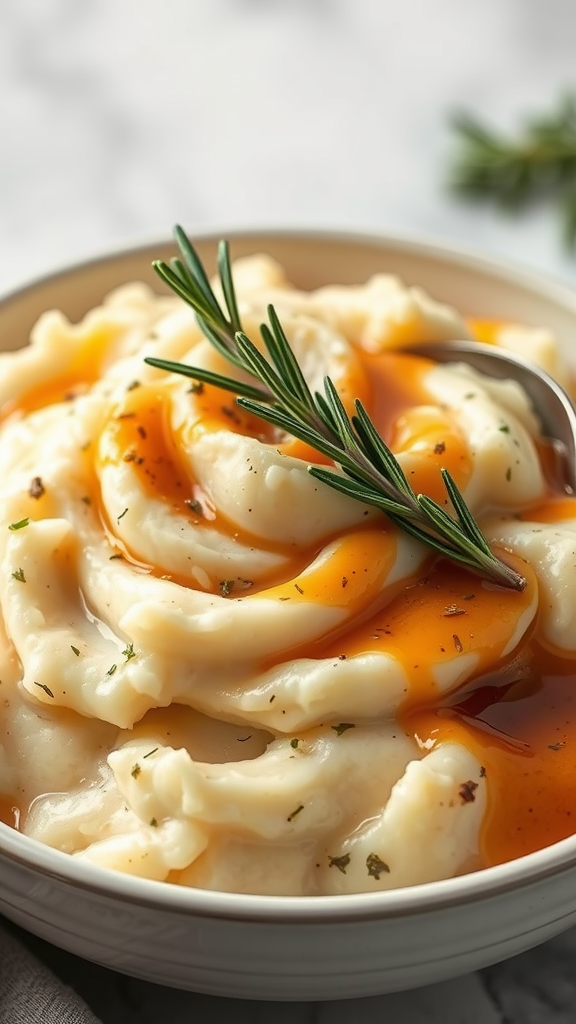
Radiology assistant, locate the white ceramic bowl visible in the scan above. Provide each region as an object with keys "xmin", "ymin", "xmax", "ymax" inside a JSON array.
[{"xmin": 2, "ymin": 230, "xmax": 576, "ymax": 1001}]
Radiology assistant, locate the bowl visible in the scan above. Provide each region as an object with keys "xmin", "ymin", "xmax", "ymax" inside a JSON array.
[{"xmin": 2, "ymin": 229, "xmax": 576, "ymax": 1001}]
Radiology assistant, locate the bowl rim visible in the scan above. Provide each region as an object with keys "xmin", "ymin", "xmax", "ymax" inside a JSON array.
[
  {"xmin": 2, "ymin": 823, "xmax": 576, "ymax": 923},
  {"xmin": 2, "ymin": 224, "xmax": 576, "ymax": 923},
  {"xmin": 3, "ymin": 223, "xmax": 576, "ymax": 314}
]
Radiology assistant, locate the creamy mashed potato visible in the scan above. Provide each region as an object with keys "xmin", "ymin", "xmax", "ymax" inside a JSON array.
[{"xmin": 0, "ymin": 256, "xmax": 574, "ymax": 895}]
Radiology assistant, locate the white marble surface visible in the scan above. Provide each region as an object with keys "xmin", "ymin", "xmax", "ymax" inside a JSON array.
[{"xmin": 2, "ymin": 1, "xmax": 576, "ymax": 1021}]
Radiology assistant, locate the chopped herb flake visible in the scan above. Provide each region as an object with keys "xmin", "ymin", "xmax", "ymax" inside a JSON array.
[
  {"xmin": 122, "ymin": 643, "xmax": 136, "ymax": 661},
  {"xmin": 294, "ymin": 583, "xmax": 304, "ymax": 594},
  {"xmin": 433, "ymin": 441, "xmax": 446, "ymax": 454},
  {"xmin": 366, "ymin": 852, "xmax": 390, "ymax": 879},
  {"xmin": 219, "ymin": 579, "xmax": 234, "ymax": 597},
  {"xmin": 453, "ymin": 634, "xmax": 464, "ymax": 653},
  {"xmin": 107, "ymin": 664, "xmax": 117, "ymax": 676},
  {"xmin": 117, "ymin": 507, "xmax": 129, "ymax": 522},
  {"xmin": 185, "ymin": 498, "xmax": 203, "ymax": 515},
  {"xmin": 443, "ymin": 604, "xmax": 466, "ymax": 617},
  {"xmin": 29, "ymin": 477, "xmax": 45, "ymax": 499},
  {"xmin": 149, "ymin": 817, "xmax": 158, "ymax": 827},
  {"xmin": 221, "ymin": 404, "xmax": 241, "ymax": 424},
  {"xmin": 109, "ymin": 553, "xmax": 123, "ymax": 560},
  {"xmin": 505, "ymin": 467, "xmax": 512, "ymax": 482},
  {"xmin": 287, "ymin": 804, "xmax": 304, "ymax": 822},
  {"xmin": 11, "ymin": 568, "xmax": 25, "ymax": 583},
  {"xmin": 332, "ymin": 723, "xmax": 355, "ymax": 736},
  {"xmin": 290, "ymin": 738, "xmax": 300, "ymax": 749},
  {"xmin": 143, "ymin": 747, "xmax": 158, "ymax": 758},
  {"xmin": 8, "ymin": 518, "xmax": 29, "ymax": 531},
  {"xmin": 499, "ymin": 424, "xmax": 511, "ymax": 433},
  {"xmin": 34, "ymin": 681, "xmax": 54, "ymax": 698},
  {"xmin": 459, "ymin": 780, "xmax": 478, "ymax": 804},
  {"xmin": 131, "ymin": 764, "xmax": 141, "ymax": 779},
  {"xmin": 328, "ymin": 853, "xmax": 351, "ymax": 874},
  {"xmin": 548, "ymin": 741, "xmax": 566, "ymax": 751},
  {"xmin": 71, "ymin": 646, "xmax": 80, "ymax": 656}
]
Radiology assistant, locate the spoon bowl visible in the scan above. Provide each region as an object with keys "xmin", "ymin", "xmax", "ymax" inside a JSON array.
[{"xmin": 409, "ymin": 340, "xmax": 576, "ymax": 494}]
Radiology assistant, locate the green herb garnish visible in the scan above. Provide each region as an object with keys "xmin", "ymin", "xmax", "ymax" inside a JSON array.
[
  {"xmin": 366, "ymin": 852, "xmax": 390, "ymax": 879},
  {"xmin": 328, "ymin": 853, "xmax": 351, "ymax": 874},
  {"xmin": 331, "ymin": 723, "xmax": 355, "ymax": 736},
  {"xmin": 448, "ymin": 96, "xmax": 576, "ymax": 249},
  {"xmin": 34, "ymin": 681, "xmax": 54, "ymax": 698},
  {"xmin": 144, "ymin": 227, "xmax": 526, "ymax": 591},
  {"xmin": 11, "ymin": 568, "xmax": 25, "ymax": 583},
  {"xmin": 8, "ymin": 518, "xmax": 29, "ymax": 531},
  {"xmin": 287, "ymin": 804, "xmax": 304, "ymax": 822}
]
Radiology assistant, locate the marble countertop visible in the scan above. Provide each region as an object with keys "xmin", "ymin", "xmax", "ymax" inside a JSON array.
[
  {"xmin": 16, "ymin": 924, "xmax": 576, "ymax": 1023},
  {"xmin": 2, "ymin": 1, "xmax": 576, "ymax": 1020}
]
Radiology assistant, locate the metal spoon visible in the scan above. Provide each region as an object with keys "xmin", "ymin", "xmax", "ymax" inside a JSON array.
[{"xmin": 407, "ymin": 340, "xmax": 576, "ymax": 495}]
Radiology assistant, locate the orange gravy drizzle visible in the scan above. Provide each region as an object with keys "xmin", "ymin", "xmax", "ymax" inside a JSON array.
[
  {"xmin": 97, "ymin": 384, "xmax": 338, "ymax": 592},
  {"xmin": 0, "ymin": 795, "xmax": 20, "ymax": 830},
  {"xmin": 0, "ymin": 376, "xmax": 93, "ymax": 425},
  {"xmin": 255, "ymin": 527, "xmax": 398, "ymax": 613},
  {"xmin": 466, "ymin": 317, "xmax": 512, "ymax": 346},
  {"xmin": 103, "ymin": 388, "xmax": 190, "ymax": 506},
  {"xmin": 95, "ymin": 354, "xmax": 443, "ymax": 595},
  {"xmin": 518, "ymin": 494, "xmax": 576, "ymax": 524},
  {"xmin": 5, "ymin": 330, "xmax": 576, "ymax": 868},
  {"xmin": 406, "ymin": 644, "xmax": 576, "ymax": 865},
  {"xmin": 320, "ymin": 550, "xmax": 535, "ymax": 696},
  {"xmin": 0, "ymin": 321, "xmax": 116, "ymax": 426}
]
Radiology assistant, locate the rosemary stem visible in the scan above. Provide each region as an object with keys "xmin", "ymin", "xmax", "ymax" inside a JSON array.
[{"xmin": 145, "ymin": 227, "xmax": 527, "ymax": 592}]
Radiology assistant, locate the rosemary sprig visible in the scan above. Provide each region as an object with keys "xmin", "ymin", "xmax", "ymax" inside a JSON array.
[
  {"xmin": 448, "ymin": 95, "xmax": 576, "ymax": 249},
  {"xmin": 144, "ymin": 227, "xmax": 525, "ymax": 591}
]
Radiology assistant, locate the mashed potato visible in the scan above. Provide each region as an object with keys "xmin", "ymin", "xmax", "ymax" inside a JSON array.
[{"xmin": 0, "ymin": 255, "xmax": 573, "ymax": 895}]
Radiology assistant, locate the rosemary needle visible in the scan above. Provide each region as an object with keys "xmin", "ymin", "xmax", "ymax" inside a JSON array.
[{"xmin": 144, "ymin": 226, "xmax": 526, "ymax": 591}]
